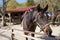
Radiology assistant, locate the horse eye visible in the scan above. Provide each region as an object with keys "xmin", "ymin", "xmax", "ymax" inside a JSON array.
[{"xmin": 48, "ymin": 12, "xmax": 52, "ymax": 17}]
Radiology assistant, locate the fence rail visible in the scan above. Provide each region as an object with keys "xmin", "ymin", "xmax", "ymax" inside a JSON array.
[
  {"xmin": 0, "ymin": 27, "xmax": 45, "ymax": 40},
  {"xmin": 0, "ymin": 22, "xmax": 60, "ymax": 40}
]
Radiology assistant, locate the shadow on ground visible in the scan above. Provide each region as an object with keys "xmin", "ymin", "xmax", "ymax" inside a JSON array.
[{"xmin": 37, "ymin": 35, "xmax": 60, "ymax": 40}]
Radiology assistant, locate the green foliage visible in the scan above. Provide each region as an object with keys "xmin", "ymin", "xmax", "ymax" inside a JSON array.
[
  {"xmin": 6, "ymin": 0, "xmax": 20, "ymax": 10},
  {"xmin": 34, "ymin": 0, "xmax": 60, "ymax": 11},
  {"xmin": 19, "ymin": 0, "xmax": 35, "ymax": 7},
  {"xmin": 21, "ymin": 2, "xmax": 27, "ymax": 7},
  {"xmin": 6, "ymin": 0, "xmax": 60, "ymax": 11},
  {"xmin": 0, "ymin": 9, "xmax": 1, "ymax": 13},
  {"xmin": 27, "ymin": 0, "xmax": 35, "ymax": 6},
  {"xmin": 0, "ymin": 7, "xmax": 2, "ymax": 13},
  {"xmin": 56, "ymin": 0, "xmax": 60, "ymax": 9}
]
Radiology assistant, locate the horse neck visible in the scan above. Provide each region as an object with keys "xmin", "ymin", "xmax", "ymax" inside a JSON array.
[{"xmin": 27, "ymin": 10, "xmax": 34, "ymax": 21}]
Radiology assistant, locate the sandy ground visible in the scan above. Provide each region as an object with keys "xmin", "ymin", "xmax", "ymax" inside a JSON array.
[{"xmin": 0, "ymin": 24, "xmax": 60, "ymax": 40}]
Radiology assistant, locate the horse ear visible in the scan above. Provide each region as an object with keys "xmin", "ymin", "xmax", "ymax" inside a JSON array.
[
  {"xmin": 43, "ymin": 4, "xmax": 48, "ymax": 12},
  {"xmin": 36, "ymin": 4, "xmax": 40, "ymax": 8},
  {"xmin": 36, "ymin": 4, "xmax": 43, "ymax": 12}
]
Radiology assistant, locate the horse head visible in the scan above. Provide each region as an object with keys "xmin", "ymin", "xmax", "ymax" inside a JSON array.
[
  {"xmin": 34, "ymin": 4, "xmax": 48, "ymax": 22},
  {"xmin": 22, "ymin": 4, "xmax": 52, "ymax": 39},
  {"xmin": 34, "ymin": 4, "xmax": 52, "ymax": 37}
]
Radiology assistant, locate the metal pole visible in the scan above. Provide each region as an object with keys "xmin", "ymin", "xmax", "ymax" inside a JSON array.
[{"xmin": 2, "ymin": 0, "xmax": 6, "ymax": 26}]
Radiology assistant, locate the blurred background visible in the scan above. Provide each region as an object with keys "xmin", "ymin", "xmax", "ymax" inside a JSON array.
[
  {"xmin": 0, "ymin": 0, "xmax": 60, "ymax": 26},
  {"xmin": 0, "ymin": 0, "xmax": 60, "ymax": 11}
]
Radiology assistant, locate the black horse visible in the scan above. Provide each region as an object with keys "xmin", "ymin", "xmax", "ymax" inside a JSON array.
[{"xmin": 22, "ymin": 4, "xmax": 52, "ymax": 40}]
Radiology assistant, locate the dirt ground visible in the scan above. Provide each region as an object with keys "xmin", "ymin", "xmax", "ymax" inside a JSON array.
[{"xmin": 0, "ymin": 24, "xmax": 60, "ymax": 40}]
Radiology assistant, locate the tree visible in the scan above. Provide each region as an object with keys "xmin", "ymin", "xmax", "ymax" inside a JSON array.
[
  {"xmin": 34, "ymin": 0, "xmax": 59, "ymax": 11},
  {"xmin": 56, "ymin": 0, "xmax": 60, "ymax": 9},
  {"xmin": 6, "ymin": 0, "xmax": 20, "ymax": 10},
  {"xmin": 22, "ymin": 2, "xmax": 27, "ymax": 7},
  {"xmin": 27, "ymin": 0, "xmax": 35, "ymax": 6},
  {"xmin": 0, "ymin": 7, "xmax": 2, "ymax": 13},
  {"xmin": 2, "ymin": 0, "xmax": 10, "ymax": 26}
]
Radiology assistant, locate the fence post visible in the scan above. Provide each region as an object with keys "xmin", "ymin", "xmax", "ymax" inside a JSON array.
[{"xmin": 11, "ymin": 29, "xmax": 14, "ymax": 40}]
